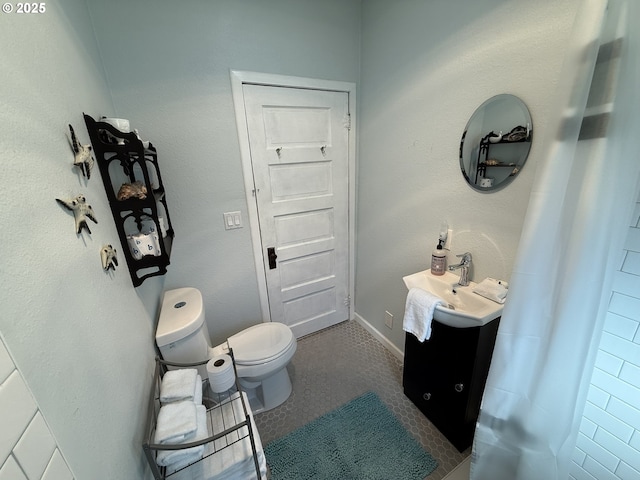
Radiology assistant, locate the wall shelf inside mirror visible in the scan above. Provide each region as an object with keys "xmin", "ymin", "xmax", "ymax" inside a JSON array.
[
  {"xmin": 84, "ymin": 114, "xmax": 175, "ymax": 287},
  {"xmin": 475, "ymin": 125, "xmax": 531, "ymax": 185}
]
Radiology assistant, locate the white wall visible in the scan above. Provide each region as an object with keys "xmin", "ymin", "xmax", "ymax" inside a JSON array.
[
  {"xmin": 355, "ymin": 0, "xmax": 581, "ymax": 349},
  {"xmin": 0, "ymin": 1, "xmax": 161, "ymax": 478},
  {"xmin": 572, "ymin": 189, "xmax": 640, "ymax": 479},
  {"xmin": 85, "ymin": 0, "xmax": 362, "ymax": 345},
  {"xmin": 3, "ymin": 2, "xmax": 637, "ymax": 478}
]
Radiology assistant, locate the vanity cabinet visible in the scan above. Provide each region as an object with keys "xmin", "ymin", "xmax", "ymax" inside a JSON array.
[
  {"xmin": 84, "ymin": 114, "xmax": 174, "ymax": 287},
  {"xmin": 402, "ymin": 318, "xmax": 500, "ymax": 451}
]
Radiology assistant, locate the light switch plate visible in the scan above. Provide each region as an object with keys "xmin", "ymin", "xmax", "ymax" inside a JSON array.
[{"xmin": 223, "ymin": 211, "xmax": 243, "ymax": 230}]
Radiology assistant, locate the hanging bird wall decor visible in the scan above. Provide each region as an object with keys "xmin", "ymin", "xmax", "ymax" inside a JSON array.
[
  {"xmin": 100, "ymin": 244, "xmax": 118, "ymax": 271},
  {"xmin": 56, "ymin": 194, "xmax": 98, "ymax": 234},
  {"xmin": 67, "ymin": 124, "xmax": 94, "ymax": 179}
]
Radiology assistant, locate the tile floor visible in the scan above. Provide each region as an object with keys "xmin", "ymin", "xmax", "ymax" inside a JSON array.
[{"xmin": 253, "ymin": 320, "xmax": 469, "ymax": 479}]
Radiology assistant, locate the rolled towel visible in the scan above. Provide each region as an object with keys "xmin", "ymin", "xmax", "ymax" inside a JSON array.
[
  {"xmin": 403, "ymin": 287, "xmax": 445, "ymax": 342},
  {"xmin": 154, "ymin": 400, "xmax": 198, "ymax": 445},
  {"xmin": 158, "ymin": 405, "xmax": 208, "ymax": 468},
  {"xmin": 473, "ymin": 277, "xmax": 509, "ymax": 304},
  {"xmin": 209, "ymin": 392, "xmax": 267, "ymax": 480},
  {"xmin": 160, "ymin": 368, "xmax": 198, "ymax": 403},
  {"xmin": 167, "ymin": 392, "xmax": 268, "ymax": 480}
]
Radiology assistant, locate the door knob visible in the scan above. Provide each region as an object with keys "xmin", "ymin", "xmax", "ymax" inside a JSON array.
[{"xmin": 267, "ymin": 247, "xmax": 277, "ymax": 269}]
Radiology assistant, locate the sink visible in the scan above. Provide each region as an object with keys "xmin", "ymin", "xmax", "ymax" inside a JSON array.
[{"xmin": 403, "ymin": 270, "xmax": 503, "ymax": 328}]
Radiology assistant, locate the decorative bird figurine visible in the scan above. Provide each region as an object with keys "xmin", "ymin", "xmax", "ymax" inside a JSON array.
[
  {"xmin": 100, "ymin": 244, "xmax": 118, "ymax": 271},
  {"xmin": 67, "ymin": 124, "xmax": 94, "ymax": 179},
  {"xmin": 56, "ymin": 194, "xmax": 98, "ymax": 234}
]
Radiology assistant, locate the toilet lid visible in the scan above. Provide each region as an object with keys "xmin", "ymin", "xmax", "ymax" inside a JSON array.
[{"xmin": 228, "ymin": 322, "xmax": 293, "ymax": 365}]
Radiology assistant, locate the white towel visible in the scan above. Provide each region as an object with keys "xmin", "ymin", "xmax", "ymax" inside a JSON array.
[
  {"xmin": 473, "ymin": 277, "xmax": 508, "ymax": 304},
  {"xmin": 154, "ymin": 400, "xmax": 198, "ymax": 445},
  {"xmin": 160, "ymin": 368, "xmax": 198, "ymax": 403},
  {"xmin": 194, "ymin": 375, "xmax": 203, "ymax": 405},
  {"xmin": 156, "ymin": 405, "xmax": 208, "ymax": 467},
  {"xmin": 167, "ymin": 392, "xmax": 268, "ymax": 480},
  {"xmin": 403, "ymin": 287, "xmax": 445, "ymax": 342}
]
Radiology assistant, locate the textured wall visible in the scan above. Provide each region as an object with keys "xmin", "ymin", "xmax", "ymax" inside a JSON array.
[
  {"xmin": 86, "ymin": 0, "xmax": 362, "ymax": 345},
  {"xmin": 355, "ymin": 0, "xmax": 581, "ymax": 350},
  {"xmin": 0, "ymin": 1, "xmax": 160, "ymax": 478}
]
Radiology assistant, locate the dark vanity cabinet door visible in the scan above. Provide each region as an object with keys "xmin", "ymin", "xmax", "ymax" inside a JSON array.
[{"xmin": 402, "ymin": 318, "xmax": 500, "ymax": 451}]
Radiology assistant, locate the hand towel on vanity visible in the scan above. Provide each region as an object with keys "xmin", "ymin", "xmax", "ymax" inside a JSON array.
[
  {"xmin": 157, "ymin": 405, "xmax": 208, "ymax": 468},
  {"xmin": 473, "ymin": 277, "xmax": 508, "ymax": 304},
  {"xmin": 403, "ymin": 287, "xmax": 445, "ymax": 342},
  {"xmin": 160, "ymin": 368, "xmax": 199, "ymax": 403},
  {"xmin": 154, "ymin": 400, "xmax": 198, "ymax": 445}
]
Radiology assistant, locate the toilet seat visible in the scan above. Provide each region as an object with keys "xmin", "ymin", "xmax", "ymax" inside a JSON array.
[{"xmin": 227, "ymin": 322, "xmax": 294, "ymax": 365}]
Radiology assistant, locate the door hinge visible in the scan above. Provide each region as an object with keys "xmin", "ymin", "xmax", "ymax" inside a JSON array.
[
  {"xmin": 344, "ymin": 114, "xmax": 351, "ymax": 131},
  {"xmin": 343, "ymin": 295, "xmax": 351, "ymax": 307}
]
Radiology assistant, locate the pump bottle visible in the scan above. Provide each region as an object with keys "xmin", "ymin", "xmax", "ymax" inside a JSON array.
[{"xmin": 431, "ymin": 241, "xmax": 446, "ymax": 276}]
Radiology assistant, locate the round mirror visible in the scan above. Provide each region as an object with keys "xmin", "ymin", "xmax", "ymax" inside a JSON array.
[{"xmin": 460, "ymin": 94, "xmax": 532, "ymax": 192}]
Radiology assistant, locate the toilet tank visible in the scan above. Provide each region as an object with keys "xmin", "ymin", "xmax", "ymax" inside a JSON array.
[{"xmin": 156, "ymin": 287, "xmax": 212, "ymax": 367}]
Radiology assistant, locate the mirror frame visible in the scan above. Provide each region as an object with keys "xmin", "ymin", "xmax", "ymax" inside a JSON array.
[{"xmin": 459, "ymin": 94, "xmax": 533, "ymax": 192}]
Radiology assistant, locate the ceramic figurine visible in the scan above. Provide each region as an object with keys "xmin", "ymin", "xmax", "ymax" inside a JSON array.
[
  {"xmin": 488, "ymin": 131, "xmax": 503, "ymax": 143},
  {"xmin": 67, "ymin": 124, "xmax": 94, "ymax": 179},
  {"xmin": 117, "ymin": 181, "xmax": 147, "ymax": 201},
  {"xmin": 100, "ymin": 244, "xmax": 118, "ymax": 271},
  {"xmin": 56, "ymin": 194, "xmax": 98, "ymax": 234}
]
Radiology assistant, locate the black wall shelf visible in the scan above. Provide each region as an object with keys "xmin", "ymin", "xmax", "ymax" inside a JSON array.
[{"xmin": 84, "ymin": 114, "xmax": 175, "ymax": 287}]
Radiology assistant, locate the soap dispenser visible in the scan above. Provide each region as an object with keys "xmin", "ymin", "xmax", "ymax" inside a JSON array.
[{"xmin": 431, "ymin": 241, "xmax": 446, "ymax": 276}]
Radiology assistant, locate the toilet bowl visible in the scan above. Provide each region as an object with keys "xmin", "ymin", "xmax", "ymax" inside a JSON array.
[{"xmin": 155, "ymin": 287, "xmax": 296, "ymax": 414}]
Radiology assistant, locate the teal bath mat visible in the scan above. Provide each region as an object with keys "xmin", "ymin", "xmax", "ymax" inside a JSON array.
[{"xmin": 264, "ymin": 392, "xmax": 438, "ymax": 479}]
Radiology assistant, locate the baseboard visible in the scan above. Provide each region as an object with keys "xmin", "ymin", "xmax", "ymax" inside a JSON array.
[
  {"xmin": 442, "ymin": 455, "xmax": 471, "ymax": 480},
  {"xmin": 353, "ymin": 313, "xmax": 404, "ymax": 362}
]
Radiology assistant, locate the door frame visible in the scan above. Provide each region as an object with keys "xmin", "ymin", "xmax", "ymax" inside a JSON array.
[{"xmin": 230, "ymin": 70, "xmax": 357, "ymax": 325}]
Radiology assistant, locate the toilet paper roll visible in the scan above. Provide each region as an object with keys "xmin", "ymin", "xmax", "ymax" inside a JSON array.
[{"xmin": 207, "ymin": 355, "xmax": 236, "ymax": 393}]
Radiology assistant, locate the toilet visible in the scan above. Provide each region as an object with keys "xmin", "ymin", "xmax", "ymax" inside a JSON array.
[{"xmin": 155, "ymin": 287, "xmax": 297, "ymax": 414}]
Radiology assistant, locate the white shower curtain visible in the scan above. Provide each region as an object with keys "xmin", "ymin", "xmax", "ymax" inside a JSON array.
[{"xmin": 471, "ymin": 0, "xmax": 640, "ymax": 479}]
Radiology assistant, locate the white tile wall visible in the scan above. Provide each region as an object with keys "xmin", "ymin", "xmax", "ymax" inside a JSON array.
[
  {"xmin": 571, "ymin": 195, "xmax": 640, "ymax": 480},
  {"xmin": 0, "ymin": 338, "xmax": 74, "ymax": 480}
]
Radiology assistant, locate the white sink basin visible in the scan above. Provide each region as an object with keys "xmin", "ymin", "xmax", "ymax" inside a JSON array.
[{"xmin": 403, "ymin": 270, "xmax": 503, "ymax": 328}]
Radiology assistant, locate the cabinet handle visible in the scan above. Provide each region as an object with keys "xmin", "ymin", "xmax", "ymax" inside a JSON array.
[
  {"xmin": 455, "ymin": 383, "xmax": 464, "ymax": 393},
  {"xmin": 423, "ymin": 393, "xmax": 432, "ymax": 401}
]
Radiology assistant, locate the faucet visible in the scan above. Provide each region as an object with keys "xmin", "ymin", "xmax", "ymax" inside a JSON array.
[{"xmin": 448, "ymin": 252, "xmax": 472, "ymax": 286}]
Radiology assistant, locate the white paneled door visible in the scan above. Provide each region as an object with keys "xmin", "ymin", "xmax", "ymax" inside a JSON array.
[{"xmin": 243, "ymin": 84, "xmax": 351, "ymax": 337}]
